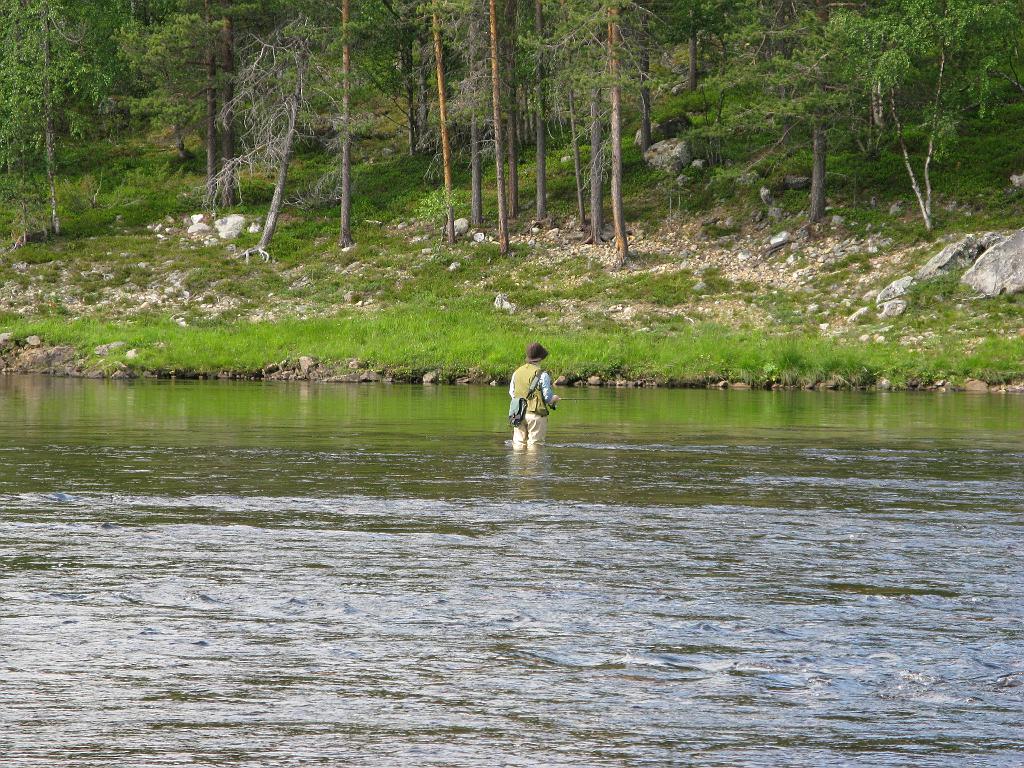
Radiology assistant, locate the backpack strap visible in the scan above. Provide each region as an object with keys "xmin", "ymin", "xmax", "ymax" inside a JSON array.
[{"xmin": 527, "ymin": 370, "xmax": 544, "ymax": 397}]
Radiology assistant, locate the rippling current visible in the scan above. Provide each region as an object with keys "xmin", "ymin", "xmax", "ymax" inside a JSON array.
[{"xmin": 1, "ymin": 377, "xmax": 1022, "ymax": 766}]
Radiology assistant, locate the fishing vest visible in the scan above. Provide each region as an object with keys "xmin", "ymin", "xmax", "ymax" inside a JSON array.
[{"xmin": 512, "ymin": 363, "xmax": 549, "ymax": 417}]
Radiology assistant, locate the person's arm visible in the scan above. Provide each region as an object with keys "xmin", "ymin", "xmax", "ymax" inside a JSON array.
[{"xmin": 540, "ymin": 372, "xmax": 560, "ymax": 407}]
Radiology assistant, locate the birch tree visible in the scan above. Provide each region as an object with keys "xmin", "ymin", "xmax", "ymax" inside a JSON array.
[
  {"xmin": 214, "ymin": 17, "xmax": 318, "ymax": 260},
  {"xmin": 836, "ymin": 0, "xmax": 1015, "ymax": 230}
]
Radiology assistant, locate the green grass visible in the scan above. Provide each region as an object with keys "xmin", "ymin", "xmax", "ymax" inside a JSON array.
[{"xmin": 4, "ymin": 307, "xmax": 1023, "ymax": 387}]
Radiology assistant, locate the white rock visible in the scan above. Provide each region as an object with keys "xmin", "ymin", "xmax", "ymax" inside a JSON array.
[
  {"xmin": 876, "ymin": 276, "xmax": 915, "ymax": 304},
  {"xmin": 214, "ymin": 213, "xmax": 246, "ymax": 240},
  {"xmin": 643, "ymin": 138, "xmax": 692, "ymax": 174},
  {"xmin": 453, "ymin": 218, "xmax": 470, "ymax": 237},
  {"xmin": 847, "ymin": 306, "xmax": 869, "ymax": 323},
  {"xmin": 878, "ymin": 299, "xmax": 908, "ymax": 318},
  {"xmin": 190, "ymin": 213, "xmax": 205, "ymax": 225},
  {"xmin": 769, "ymin": 231, "xmax": 791, "ymax": 248},
  {"xmin": 94, "ymin": 341, "xmax": 125, "ymax": 357},
  {"xmin": 247, "ymin": 222, "xmax": 261, "ymax": 234},
  {"xmin": 759, "ymin": 187, "xmax": 773, "ymax": 206},
  {"xmin": 494, "ymin": 293, "xmax": 517, "ymax": 313},
  {"xmin": 962, "ymin": 229, "xmax": 1024, "ymax": 296},
  {"xmin": 1011, "ymin": 173, "xmax": 1024, "ymax": 189},
  {"xmin": 125, "ymin": 349, "xmax": 138, "ymax": 360},
  {"xmin": 691, "ymin": 159, "xmax": 706, "ymax": 170},
  {"xmin": 472, "ymin": 231, "xmax": 486, "ymax": 243},
  {"xmin": 448, "ymin": 262, "xmax": 460, "ymax": 272},
  {"xmin": 187, "ymin": 222, "xmax": 211, "ymax": 236}
]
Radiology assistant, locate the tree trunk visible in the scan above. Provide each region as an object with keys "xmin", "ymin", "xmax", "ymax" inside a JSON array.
[
  {"xmin": 507, "ymin": 112, "xmax": 520, "ymax": 219},
  {"xmin": 488, "ymin": 0, "xmax": 509, "ymax": 256},
  {"xmin": 889, "ymin": 91, "xmax": 932, "ymax": 231},
  {"xmin": 402, "ymin": 42, "xmax": 417, "ymax": 155},
  {"xmin": 469, "ymin": 9, "xmax": 484, "ymax": 228},
  {"xmin": 588, "ymin": 88, "xmax": 604, "ymax": 244},
  {"xmin": 870, "ymin": 82, "xmax": 885, "ymax": 128},
  {"xmin": 470, "ymin": 113, "xmax": 483, "ymax": 227},
  {"xmin": 502, "ymin": 0, "xmax": 519, "ymax": 220},
  {"xmin": 259, "ymin": 93, "xmax": 299, "ymax": 251},
  {"xmin": 639, "ymin": 14, "xmax": 652, "ymax": 154},
  {"xmin": 809, "ymin": 122, "xmax": 826, "ymax": 223},
  {"xmin": 688, "ymin": 31, "xmax": 698, "ymax": 91},
  {"xmin": 608, "ymin": 7, "xmax": 628, "ymax": 266},
  {"xmin": 219, "ymin": 10, "xmax": 237, "ymax": 207},
  {"xmin": 433, "ymin": 6, "xmax": 456, "ymax": 245},
  {"xmin": 42, "ymin": 3, "xmax": 59, "ymax": 235},
  {"xmin": 534, "ymin": 0, "xmax": 546, "ymax": 222},
  {"xmin": 204, "ymin": 0, "xmax": 217, "ymax": 202},
  {"xmin": 339, "ymin": 0, "xmax": 353, "ymax": 247},
  {"xmin": 567, "ymin": 85, "xmax": 585, "ymax": 228},
  {"xmin": 416, "ymin": 36, "xmax": 430, "ymax": 153}
]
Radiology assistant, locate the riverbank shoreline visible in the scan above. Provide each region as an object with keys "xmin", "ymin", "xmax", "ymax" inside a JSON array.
[{"xmin": 3, "ymin": 332, "xmax": 1022, "ymax": 393}]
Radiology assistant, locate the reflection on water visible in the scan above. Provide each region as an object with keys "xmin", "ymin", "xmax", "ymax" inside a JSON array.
[{"xmin": 1, "ymin": 377, "xmax": 1022, "ymax": 766}]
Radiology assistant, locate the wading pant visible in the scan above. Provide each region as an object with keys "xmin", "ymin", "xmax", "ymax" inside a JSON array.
[{"xmin": 512, "ymin": 412, "xmax": 548, "ymax": 448}]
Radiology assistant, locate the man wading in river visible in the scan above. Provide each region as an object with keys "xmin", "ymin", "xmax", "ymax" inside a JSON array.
[{"xmin": 509, "ymin": 343, "xmax": 560, "ymax": 448}]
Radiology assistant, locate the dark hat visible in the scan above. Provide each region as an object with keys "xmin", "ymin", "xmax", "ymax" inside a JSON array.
[{"xmin": 525, "ymin": 342, "xmax": 549, "ymax": 363}]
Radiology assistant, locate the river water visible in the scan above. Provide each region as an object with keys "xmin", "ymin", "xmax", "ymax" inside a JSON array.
[{"xmin": 1, "ymin": 377, "xmax": 1022, "ymax": 767}]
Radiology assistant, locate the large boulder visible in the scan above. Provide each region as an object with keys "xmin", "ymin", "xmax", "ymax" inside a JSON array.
[
  {"xmin": 916, "ymin": 233, "xmax": 1004, "ymax": 280},
  {"xmin": 214, "ymin": 214, "xmax": 247, "ymax": 240},
  {"xmin": 654, "ymin": 116, "xmax": 691, "ymax": 140},
  {"xmin": 962, "ymin": 229, "xmax": 1024, "ymax": 296},
  {"xmin": 453, "ymin": 217, "xmax": 470, "ymax": 238},
  {"xmin": 644, "ymin": 138, "xmax": 692, "ymax": 174},
  {"xmin": 13, "ymin": 345, "xmax": 77, "ymax": 373},
  {"xmin": 878, "ymin": 299, "xmax": 908, "ymax": 318},
  {"xmin": 783, "ymin": 175, "xmax": 811, "ymax": 191},
  {"xmin": 876, "ymin": 275, "xmax": 915, "ymax": 304}
]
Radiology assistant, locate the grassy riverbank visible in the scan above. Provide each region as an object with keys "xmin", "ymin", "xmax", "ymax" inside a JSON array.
[
  {"xmin": 4, "ymin": 308, "xmax": 1024, "ymax": 388},
  {"xmin": 3, "ymin": 92, "xmax": 1024, "ymax": 388}
]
